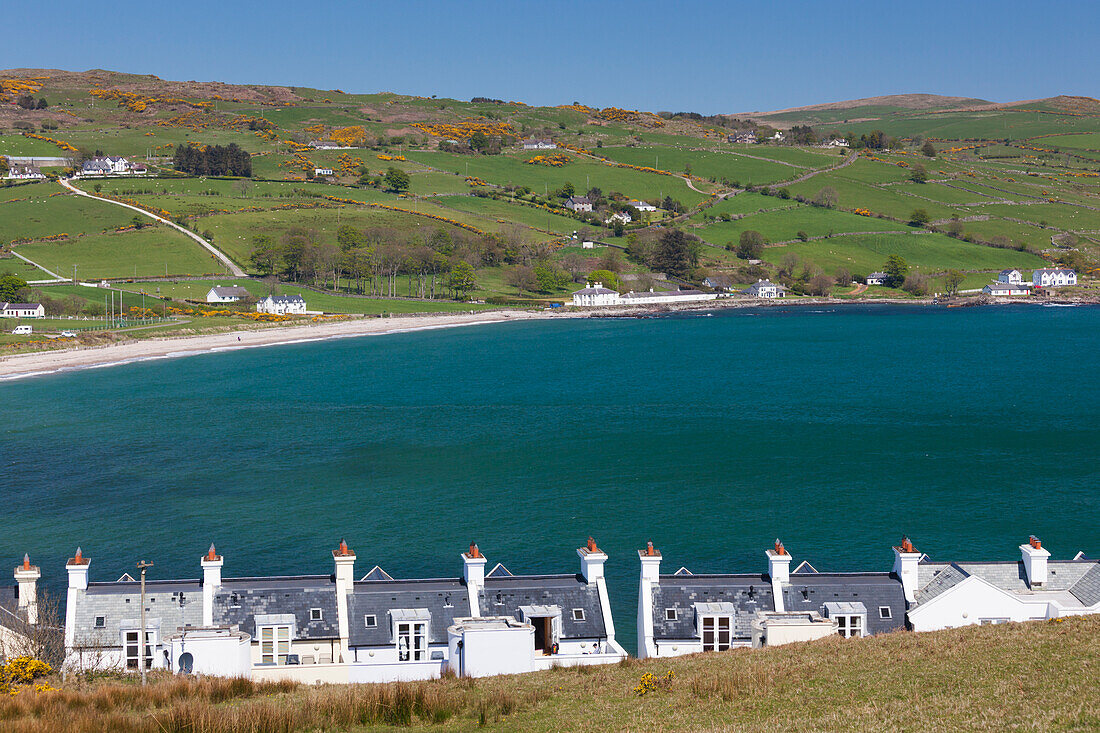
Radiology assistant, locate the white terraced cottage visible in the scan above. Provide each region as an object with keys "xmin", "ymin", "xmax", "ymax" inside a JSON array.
[
  {"xmin": 256, "ymin": 295, "xmax": 307, "ymax": 315},
  {"xmin": 59, "ymin": 539, "xmax": 626, "ymax": 683},
  {"xmin": 1031, "ymin": 268, "xmax": 1076, "ymax": 287}
]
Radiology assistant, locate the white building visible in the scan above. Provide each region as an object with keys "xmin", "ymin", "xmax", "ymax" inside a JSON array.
[
  {"xmin": 823, "ymin": 138, "xmax": 849, "ymax": 148},
  {"xmin": 571, "ymin": 282, "xmax": 620, "ymax": 307},
  {"xmin": 998, "ymin": 269, "xmax": 1023, "ymax": 284},
  {"xmin": 1, "ymin": 555, "xmax": 44, "ymax": 660},
  {"xmin": 605, "ymin": 211, "xmax": 632, "ymax": 225},
  {"xmin": 61, "ymin": 539, "xmax": 625, "ymax": 683},
  {"xmin": 81, "ymin": 156, "xmax": 135, "ymax": 176},
  {"xmin": 206, "ymin": 286, "xmax": 251, "ymax": 303},
  {"xmin": 866, "ymin": 272, "xmax": 887, "ymax": 286},
  {"xmin": 521, "ymin": 139, "xmax": 556, "ymax": 151},
  {"xmin": 256, "ymin": 295, "xmax": 307, "ymax": 315},
  {"xmin": 565, "ymin": 196, "xmax": 593, "ymax": 213},
  {"xmin": 728, "ymin": 131, "xmax": 757, "ymax": 144},
  {"xmin": 744, "ymin": 280, "xmax": 786, "ymax": 298},
  {"xmin": 6, "ymin": 163, "xmax": 45, "ymax": 180},
  {"xmin": 1, "ymin": 303, "xmax": 45, "ymax": 318},
  {"xmin": 619, "ymin": 289, "xmax": 718, "ymax": 306},
  {"xmin": 898, "ymin": 536, "xmax": 1100, "ymax": 633},
  {"xmin": 637, "ymin": 540, "xmax": 906, "ymax": 658},
  {"xmin": 314, "ymin": 168, "xmax": 334, "ymax": 177},
  {"xmin": 770, "ymin": 131, "xmax": 785, "ymax": 142},
  {"xmin": 629, "ymin": 201, "xmax": 658, "ymax": 213},
  {"xmin": 309, "ymin": 141, "xmax": 344, "ymax": 150},
  {"xmin": 983, "ymin": 282, "xmax": 1029, "ymax": 297},
  {"xmin": 1032, "ymin": 268, "xmax": 1077, "ymax": 288}
]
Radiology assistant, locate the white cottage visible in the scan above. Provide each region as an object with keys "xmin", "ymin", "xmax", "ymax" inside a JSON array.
[
  {"xmin": 744, "ymin": 280, "xmax": 786, "ymax": 298},
  {"xmin": 571, "ymin": 282, "xmax": 620, "ymax": 307},
  {"xmin": 1, "ymin": 303, "xmax": 45, "ymax": 318},
  {"xmin": 983, "ymin": 282, "xmax": 1028, "ymax": 297},
  {"xmin": 866, "ymin": 272, "xmax": 887, "ymax": 286},
  {"xmin": 206, "ymin": 286, "xmax": 251, "ymax": 303},
  {"xmin": 256, "ymin": 295, "xmax": 307, "ymax": 315},
  {"xmin": 998, "ymin": 269, "xmax": 1023, "ymax": 284},
  {"xmin": 1032, "ymin": 268, "xmax": 1077, "ymax": 288},
  {"xmin": 565, "ymin": 196, "xmax": 593, "ymax": 213}
]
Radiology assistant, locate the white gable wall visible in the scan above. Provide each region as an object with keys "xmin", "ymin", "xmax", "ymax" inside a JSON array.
[{"xmin": 908, "ymin": 576, "xmax": 1053, "ymax": 632}]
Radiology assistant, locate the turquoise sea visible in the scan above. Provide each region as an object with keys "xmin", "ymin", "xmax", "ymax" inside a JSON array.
[{"xmin": 1, "ymin": 304, "xmax": 1098, "ymax": 653}]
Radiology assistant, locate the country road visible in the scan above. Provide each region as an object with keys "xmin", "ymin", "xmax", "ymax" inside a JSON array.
[
  {"xmin": 59, "ymin": 177, "xmax": 246, "ymax": 277},
  {"xmin": 781, "ymin": 150, "xmax": 858, "ymax": 186}
]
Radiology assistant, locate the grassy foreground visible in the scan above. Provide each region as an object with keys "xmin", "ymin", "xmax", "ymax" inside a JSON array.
[{"xmin": 4, "ymin": 617, "xmax": 1098, "ymax": 732}]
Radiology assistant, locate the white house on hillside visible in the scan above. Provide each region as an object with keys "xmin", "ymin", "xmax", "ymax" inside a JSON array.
[
  {"xmin": 60, "ymin": 539, "xmax": 626, "ymax": 682},
  {"xmin": 6, "ymin": 163, "xmax": 45, "ymax": 180},
  {"xmin": 206, "ymin": 286, "xmax": 251, "ymax": 303},
  {"xmin": 605, "ymin": 211, "xmax": 632, "ymax": 225},
  {"xmin": 629, "ymin": 201, "xmax": 658, "ymax": 213},
  {"xmin": 983, "ymin": 282, "xmax": 1028, "ymax": 297},
  {"xmin": 566, "ymin": 196, "xmax": 593, "ymax": 213},
  {"xmin": 81, "ymin": 156, "xmax": 135, "ymax": 176},
  {"xmin": 998, "ymin": 269, "xmax": 1023, "ymax": 284},
  {"xmin": 897, "ymin": 536, "xmax": 1100, "ymax": 633},
  {"xmin": 866, "ymin": 272, "xmax": 887, "ymax": 286},
  {"xmin": 1032, "ymin": 268, "xmax": 1077, "ymax": 287},
  {"xmin": 1, "ymin": 303, "xmax": 45, "ymax": 318},
  {"xmin": 571, "ymin": 282, "xmax": 619, "ymax": 307},
  {"xmin": 521, "ymin": 139, "xmax": 556, "ymax": 150},
  {"xmin": 744, "ymin": 280, "xmax": 786, "ymax": 298},
  {"xmin": 256, "ymin": 295, "xmax": 307, "ymax": 315}
]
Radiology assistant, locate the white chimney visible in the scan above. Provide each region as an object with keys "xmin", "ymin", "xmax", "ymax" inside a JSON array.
[
  {"xmin": 1021, "ymin": 535, "xmax": 1050, "ymax": 589},
  {"xmin": 578, "ymin": 537, "xmax": 607, "ymax": 584},
  {"xmin": 333, "ymin": 539, "xmax": 356, "ymax": 663},
  {"xmin": 65, "ymin": 548, "xmax": 90, "ymax": 652},
  {"xmin": 893, "ymin": 536, "xmax": 922, "ymax": 603},
  {"xmin": 463, "ymin": 543, "xmax": 487, "ymax": 614},
  {"xmin": 767, "ymin": 540, "xmax": 792, "ymax": 612},
  {"xmin": 14, "ymin": 554, "xmax": 41, "ymax": 625},
  {"xmin": 637, "ymin": 542, "xmax": 662, "ymax": 659},
  {"xmin": 201, "ymin": 544, "xmax": 224, "ymax": 627}
]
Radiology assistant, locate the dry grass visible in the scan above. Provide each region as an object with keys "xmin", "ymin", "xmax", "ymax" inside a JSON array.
[{"xmin": 3, "ymin": 617, "xmax": 1098, "ymax": 732}]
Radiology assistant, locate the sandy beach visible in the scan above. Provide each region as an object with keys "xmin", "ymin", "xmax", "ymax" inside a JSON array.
[{"xmin": 0, "ymin": 310, "xmax": 562, "ymax": 381}]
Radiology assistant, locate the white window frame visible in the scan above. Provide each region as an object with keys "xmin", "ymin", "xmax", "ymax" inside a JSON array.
[
  {"xmin": 572, "ymin": 608, "xmax": 585, "ymax": 622},
  {"xmin": 310, "ymin": 608, "xmax": 323, "ymax": 621},
  {"xmin": 94, "ymin": 615, "xmax": 106, "ymax": 628},
  {"xmin": 259, "ymin": 624, "xmax": 292, "ymax": 665},
  {"xmin": 980, "ymin": 618, "xmax": 1009, "ymax": 625},
  {"xmin": 396, "ymin": 621, "xmax": 427, "ymax": 662},
  {"xmin": 836, "ymin": 614, "xmax": 864, "ymax": 638},
  {"xmin": 879, "ymin": 606, "xmax": 892, "ymax": 619},
  {"xmin": 700, "ymin": 615, "xmax": 732, "ymax": 652},
  {"xmin": 666, "ymin": 608, "xmax": 678, "ymax": 621},
  {"xmin": 364, "ymin": 614, "xmax": 377, "ymax": 628},
  {"xmin": 123, "ymin": 629, "xmax": 155, "ymax": 670}
]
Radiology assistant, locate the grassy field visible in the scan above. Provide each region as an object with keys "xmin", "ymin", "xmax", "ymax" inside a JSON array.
[
  {"xmin": 18, "ymin": 227, "xmax": 222, "ymax": 279},
  {"xmin": 595, "ymin": 145, "xmax": 807, "ymax": 185},
  {"xmin": 430, "ymin": 195, "xmax": 584, "ymax": 234},
  {"xmin": 0, "ymin": 134, "xmax": 74, "ymax": 157},
  {"xmin": 2, "ymin": 617, "xmax": 1096, "ymax": 732},
  {"xmin": 0, "ymin": 183, "xmax": 139, "ymax": 243},
  {"xmin": 692, "ymin": 204, "xmax": 910, "ymax": 245},
  {"xmin": 761, "ymin": 232, "xmax": 1046, "ymax": 276}
]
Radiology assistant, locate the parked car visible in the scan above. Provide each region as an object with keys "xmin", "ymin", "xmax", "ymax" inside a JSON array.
[
  {"xmin": 12, "ymin": 325, "xmax": 33, "ymax": 335},
  {"xmin": 60, "ymin": 330, "xmax": 77, "ymax": 337}
]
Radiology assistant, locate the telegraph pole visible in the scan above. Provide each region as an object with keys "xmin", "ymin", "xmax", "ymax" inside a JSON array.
[{"xmin": 137, "ymin": 560, "xmax": 153, "ymax": 686}]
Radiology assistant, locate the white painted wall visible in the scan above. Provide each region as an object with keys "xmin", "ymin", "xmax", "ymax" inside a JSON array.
[
  {"xmin": 447, "ymin": 620, "xmax": 535, "ymax": 678},
  {"xmin": 168, "ymin": 631, "xmax": 251, "ymax": 677},
  {"xmin": 908, "ymin": 577, "xmax": 1053, "ymax": 632}
]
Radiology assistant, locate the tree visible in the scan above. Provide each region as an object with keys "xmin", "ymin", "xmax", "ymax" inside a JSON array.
[
  {"xmin": 533, "ymin": 263, "xmax": 567, "ymax": 293},
  {"xmin": 383, "ymin": 167, "xmax": 410, "ymax": 193},
  {"xmin": 448, "ymin": 260, "xmax": 476, "ymax": 300},
  {"xmin": 812, "ymin": 187, "xmax": 838, "ymax": 208},
  {"xmin": 909, "ymin": 208, "xmax": 931, "ymax": 227},
  {"xmin": 130, "ymin": 215, "xmax": 145, "ymax": 231},
  {"xmin": 808, "ymin": 273, "xmax": 834, "ymax": 295},
  {"xmin": 586, "ymin": 269, "xmax": 620, "ymax": 291},
  {"xmin": 943, "ymin": 269, "xmax": 964, "ymax": 296},
  {"xmin": 909, "ymin": 163, "xmax": 928, "ymax": 183},
  {"xmin": 902, "ymin": 272, "xmax": 930, "ymax": 296},
  {"xmin": 834, "ymin": 267, "xmax": 853, "ymax": 286},
  {"xmin": 248, "ymin": 234, "xmax": 281, "ymax": 276},
  {"xmin": 651, "ymin": 228, "xmax": 692, "ymax": 278},
  {"xmin": 736, "ymin": 230, "xmax": 765, "ymax": 259},
  {"xmin": 0, "ymin": 156, "xmax": 8, "ymax": 175},
  {"xmin": 0, "ymin": 273, "xmax": 29, "ymax": 302},
  {"xmin": 337, "ymin": 224, "xmax": 365, "ymax": 253},
  {"xmin": 921, "ymin": 141, "xmax": 937, "ymax": 157},
  {"xmin": 883, "ymin": 255, "xmax": 909, "ymax": 287},
  {"xmin": 505, "ymin": 265, "xmax": 537, "ymax": 293}
]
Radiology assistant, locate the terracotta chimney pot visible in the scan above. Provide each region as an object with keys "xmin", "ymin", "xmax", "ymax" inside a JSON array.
[
  {"xmin": 22, "ymin": 553, "xmax": 30, "ymax": 571},
  {"xmin": 469, "ymin": 543, "xmax": 481, "ymax": 559}
]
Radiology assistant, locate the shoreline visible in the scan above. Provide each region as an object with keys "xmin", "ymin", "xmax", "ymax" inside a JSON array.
[
  {"xmin": 1, "ymin": 296, "xmax": 1094, "ymax": 381},
  {"xmin": 0, "ymin": 310, "xmax": 565, "ymax": 382}
]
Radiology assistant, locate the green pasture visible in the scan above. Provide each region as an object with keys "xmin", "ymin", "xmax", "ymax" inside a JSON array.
[
  {"xmin": 700, "ymin": 192, "xmax": 790, "ymax": 216},
  {"xmin": 0, "ymin": 187, "xmax": 138, "ymax": 243},
  {"xmin": 0, "ymin": 134, "xmax": 73, "ymax": 157},
  {"xmin": 727, "ymin": 145, "xmax": 841, "ymax": 168},
  {"xmin": 595, "ymin": 145, "xmax": 801, "ymax": 185},
  {"xmin": 429, "ymin": 195, "xmax": 582, "ymax": 234},
  {"xmin": 787, "ymin": 174, "xmax": 963, "ymax": 220},
  {"xmin": 18, "ymin": 227, "xmax": 221, "ymax": 280},
  {"xmin": 1025, "ymin": 132, "xmax": 1100, "ymax": 151},
  {"xmin": 693, "ymin": 204, "xmax": 909, "ymax": 245},
  {"xmin": 0, "ymin": 255, "xmax": 52, "ymax": 280},
  {"xmin": 898, "ymin": 182, "xmax": 1000, "ymax": 204},
  {"xmin": 404, "ymin": 150, "xmax": 707, "ymax": 206},
  {"xmin": 979, "ymin": 202, "xmax": 1093, "ymax": 230},
  {"xmin": 761, "ymin": 232, "xmax": 1047, "ymax": 277}
]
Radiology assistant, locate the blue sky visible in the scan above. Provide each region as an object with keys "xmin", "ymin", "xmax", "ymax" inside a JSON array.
[{"xmin": 3, "ymin": 0, "xmax": 1096, "ymax": 113}]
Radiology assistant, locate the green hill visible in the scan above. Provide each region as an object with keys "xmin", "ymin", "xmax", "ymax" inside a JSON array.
[{"xmin": 2, "ymin": 616, "xmax": 1097, "ymax": 732}]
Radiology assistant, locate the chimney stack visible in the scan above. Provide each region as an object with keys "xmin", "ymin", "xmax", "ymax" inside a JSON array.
[
  {"xmin": 638, "ymin": 541, "xmax": 662, "ymax": 583},
  {"xmin": 14, "ymin": 553, "xmax": 41, "ymax": 625},
  {"xmin": 893, "ymin": 536, "xmax": 922, "ymax": 603},
  {"xmin": 578, "ymin": 536, "xmax": 608, "ymax": 584},
  {"xmin": 332, "ymin": 539, "xmax": 356, "ymax": 663},
  {"xmin": 766, "ymin": 539, "xmax": 792, "ymax": 612},
  {"xmin": 65, "ymin": 547, "xmax": 90, "ymax": 653},
  {"xmin": 201, "ymin": 544, "xmax": 224, "ymax": 627},
  {"xmin": 637, "ymin": 542, "xmax": 663, "ymax": 659},
  {"xmin": 1020, "ymin": 535, "xmax": 1050, "ymax": 588},
  {"xmin": 463, "ymin": 543, "xmax": 487, "ymax": 595}
]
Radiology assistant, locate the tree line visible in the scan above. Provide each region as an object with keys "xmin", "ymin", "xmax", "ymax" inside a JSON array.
[{"xmin": 173, "ymin": 143, "xmax": 252, "ymax": 177}]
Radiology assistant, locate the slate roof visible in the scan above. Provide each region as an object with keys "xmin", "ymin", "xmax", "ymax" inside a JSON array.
[
  {"xmin": 2, "ymin": 303, "xmax": 43, "ymax": 310},
  {"xmin": 651, "ymin": 574, "xmax": 773, "ymax": 641},
  {"xmin": 347, "ymin": 578, "xmax": 469, "ymax": 647},
  {"xmin": 72, "ymin": 579, "xmax": 203, "ymax": 648},
  {"xmin": 213, "ymin": 575, "xmax": 339, "ymax": 640},
  {"xmin": 781, "ymin": 573, "xmax": 906, "ymax": 635},
  {"xmin": 915, "ymin": 559, "xmax": 1100, "ymax": 605},
  {"xmin": 745, "ymin": 280, "xmax": 785, "ymax": 295},
  {"xmin": 261, "ymin": 295, "xmax": 306, "ymax": 304},
  {"xmin": 210, "ymin": 286, "xmax": 250, "ymax": 298},
  {"xmin": 1070, "ymin": 565, "xmax": 1100, "ymax": 606},
  {"xmin": 573, "ymin": 285, "xmax": 617, "ymax": 295},
  {"xmin": 620, "ymin": 289, "xmax": 707, "ymax": 300},
  {"xmin": 480, "ymin": 574, "xmax": 607, "ymax": 640}
]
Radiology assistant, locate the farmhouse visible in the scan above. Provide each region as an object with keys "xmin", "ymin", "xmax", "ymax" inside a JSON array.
[
  {"xmin": 206, "ymin": 286, "xmax": 251, "ymax": 303},
  {"xmin": 256, "ymin": 295, "xmax": 307, "ymax": 315},
  {"xmin": 81, "ymin": 156, "xmax": 136, "ymax": 176},
  {"xmin": 703, "ymin": 275, "xmax": 734, "ymax": 291},
  {"xmin": 637, "ymin": 540, "xmax": 906, "ymax": 658},
  {"xmin": 309, "ymin": 141, "xmax": 344, "ymax": 150},
  {"xmin": 565, "ymin": 196, "xmax": 593, "ymax": 213},
  {"xmin": 60, "ymin": 539, "xmax": 626, "ymax": 682},
  {"xmin": 1032, "ymin": 268, "xmax": 1077, "ymax": 287},
  {"xmin": 744, "ymin": 280, "xmax": 786, "ymax": 298},
  {"xmin": 6, "ymin": 163, "xmax": 44, "ymax": 180},
  {"xmin": 0, "ymin": 303, "xmax": 45, "ymax": 318},
  {"xmin": 629, "ymin": 200, "xmax": 658, "ymax": 213},
  {"xmin": 866, "ymin": 272, "xmax": 887, "ymax": 286},
  {"xmin": 571, "ymin": 282, "xmax": 620, "ymax": 307},
  {"xmin": 770, "ymin": 131, "xmax": 785, "ymax": 142},
  {"xmin": 983, "ymin": 282, "xmax": 1028, "ymax": 297},
  {"xmin": 822, "ymin": 138, "xmax": 849, "ymax": 148},
  {"xmin": 898, "ymin": 536, "xmax": 1100, "ymax": 633},
  {"xmin": 727, "ymin": 131, "xmax": 757, "ymax": 144},
  {"xmin": 521, "ymin": 138, "xmax": 556, "ymax": 150},
  {"xmin": 998, "ymin": 269, "xmax": 1023, "ymax": 284},
  {"xmin": 314, "ymin": 168, "xmax": 334, "ymax": 177},
  {"xmin": 605, "ymin": 211, "xmax": 632, "ymax": 225}
]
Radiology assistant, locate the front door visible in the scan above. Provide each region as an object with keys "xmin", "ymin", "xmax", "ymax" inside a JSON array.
[{"xmin": 532, "ymin": 617, "xmax": 552, "ymax": 655}]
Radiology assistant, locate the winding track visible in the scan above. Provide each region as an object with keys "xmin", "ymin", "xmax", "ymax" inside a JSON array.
[{"xmin": 59, "ymin": 177, "xmax": 246, "ymax": 277}]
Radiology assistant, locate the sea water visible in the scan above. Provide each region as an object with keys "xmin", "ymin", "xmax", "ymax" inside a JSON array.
[{"xmin": 1, "ymin": 304, "xmax": 1097, "ymax": 653}]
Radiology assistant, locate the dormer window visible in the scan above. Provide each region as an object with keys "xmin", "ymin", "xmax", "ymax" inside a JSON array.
[{"xmin": 694, "ymin": 602, "xmax": 735, "ymax": 652}]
